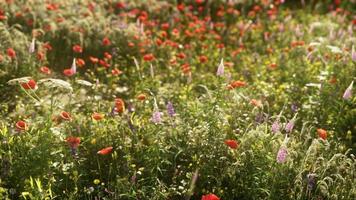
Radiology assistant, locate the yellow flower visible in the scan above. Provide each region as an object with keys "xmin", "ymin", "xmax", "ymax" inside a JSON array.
[{"xmin": 93, "ymin": 179, "xmax": 100, "ymax": 185}]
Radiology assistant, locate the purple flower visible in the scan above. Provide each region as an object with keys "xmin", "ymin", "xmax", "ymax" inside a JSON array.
[
  {"xmin": 307, "ymin": 173, "xmax": 316, "ymax": 191},
  {"xmin": 272, "ymin": 120, "xmax": 280, "ymax": 133},
  {"xmin": 343, "ymin": 81, "xmax": 353, "ymax": 100},
  {"xmin": 291, "ymin": 104, "xmax": 298, "ymax": 112},
  {"xmin": 166, "ymin": 101, "xmax": 175, "ymax": 117},
  {"xmin": 151, "ymin": 110, "xmax": 163, "ymax": 124},
  {"xmin": 285, "ymin": 114, "xmax": 297, "ymax": 133},
  {"xmin": 285, "ymin": 120, "xmax": 295, "ymax": 133},
  {"xmin": 276, "ymin": 146, "xmax": 288, "ymax": 163},
  {"xmin": 216, "ymin": 58, "xmax": 224, "ymax": 76}
]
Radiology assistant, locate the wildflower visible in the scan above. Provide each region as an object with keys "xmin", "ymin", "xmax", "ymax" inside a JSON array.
[
  {"xmin": 7, "ymin": 48, "xmax": 16, "ymax": 59},
  {"xmin": 21, "ymin": 79, "xmax": 37, "ymax": 90},
  {"xmin": 76, "ymin": 58, "xmax": 85, "ymax": 67},
  {"xmin": 111, "ymin": 68, "xmax": 122, "ymax": 76},
  {"xmin": 151, "ymin": 110, "xmax": 163, "ymax": 124},
  {"xmin": 276, "ymin": 146, "xmax": 288, "ymax": 163},
  {"xmin": 166, "ymin": 101, "xmax": 175, "ymax": 117},
  {"xmin": 352, "ymin": 46, "xmax": 356, "ymax": 62},
  {"xmin": 143, "ymin": 53, "xmax": 155, "ymax": 62},
  {"xmin": 71, "ymin": 58, "xmax": 77, "ymax": 74},
  {"xmin": 66, "ymin": 136, "xmax": 80, "ymax": 155},
  {"xmin": 97, "ymin": 146, "xmax": 113, "ymax": 155},
  {"xmin": 224, "ymin": 139, "xmax": 239, "ymax": 149},
  {"xmin": 181, "ymin": 63, "xmax": 191, "ymax": 75},
  {"xmin": 89, "ymin": 56, "xmax": 99, "ymax": 64},
  {"xmin": 317, "ymin": 128, "xmax": 327, "ymax": 140},
  {"xmin": 227, "ymin": 80, "xmax": 246, "ymax": 89},
  {"xmin": 63, "ymin": 68, "xmax": 75, "ymax": 77},
  {"xmin": 271, "ymin": 120, "xmax": 281, "ymax": 133},
  {"xmin": 93, "ymin": 179, "xmax": 100, "ymax": 184},
  {"xmin": 216, "ymin": 58, "xmax": 224, "ymax": 76},
  {"xmin": 137, "ymin": 94, "xmax": 146, "ymax": 101},
  {"xmin": 285, "ymin": 114, "xmax": 297, "ymax": 133},
  {"xmin": 60, "ymin": 111, "xmax": 72, "ymax": 121},
  {"xmin": 15, "ymin": 120, "xmax": 27, "ymax": 131},
  {"xmin": 66, "ymin": 136, "xmax": 80, "ymax": 148},
  {"xmin": 342, "ymin": 81, "xmax": 353, "ymax": 100},
  {"xmin": 102, "ymin": 37, "xmax": 111, "ymax": 46},
  {"xmin": 250, "ymin": 99, "xmax": 262, "ymax": 107},
  {"xmin": 115, "ymin": 98, "xmax": 125, "ymax": 113},
  {"xmin": 72, "ymin": 45, "xmax": 83, "ymax": 53},
  {"xmin": 104, "ymin": 52, "xmax": 112, "ymax": 60},
  {"xmin": 199, "ymin": 55, "xmax": 208, "ymax": 63},
  {"xmin": 40, "ymin": 66, "xmax": 51, "ymax": 75},
  {"xmin": 307, "ymin": 173, "xmax": 316, "ymax": 191},
  {"xmin": 201, "ymin": 194, "xmax": 220, "ymax": 200},
  {"xmin": 92, "ymin": 112, "xmax": 104, "ymax": 121},
  {"xmin": 29, "ymin": 38, "xmax": 35, "ymax": 53}
]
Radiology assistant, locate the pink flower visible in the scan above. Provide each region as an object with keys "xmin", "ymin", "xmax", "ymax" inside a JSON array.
[
  {"xmin": 216, "ymin": 58, "xmax": 224, "ymax": 76},
  {"xmin": 277, "ymin": 146, "xmax": 288, "ymax": 163},
  {"xmin": 343, "ymin": 81, "xmax": 353, "ymax": 100}
]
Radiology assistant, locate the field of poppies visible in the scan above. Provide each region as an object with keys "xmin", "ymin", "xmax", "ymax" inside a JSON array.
[{"xmin": 0, "ymin": 0, "xmax": 355, "ymax": 199}]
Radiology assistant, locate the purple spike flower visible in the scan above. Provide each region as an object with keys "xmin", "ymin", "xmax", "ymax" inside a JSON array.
[
  {"xmin": 285, "ymin": 119, "xmax": 295, "ymax": 133},
  {"xmin": 276, "ymin": 146, "xmax": 288, "ymax": 163},
  {"xmin": 166, "ymin": 101, "xmax": 175, "ymax": 117},
  {"xmin": 272, "ymin": 120, "xmax": 281, "ymax": 133},
  {"xmin": 343, "ymin": 81, "xmax": 353, "ymax": 100},
  {"xmin": 151, "ymin": 110, "xmax": 163, "ymax": 124},
  {"xmin": 285, "ymin": 114, "xmax": 297, "ymax": 133}
]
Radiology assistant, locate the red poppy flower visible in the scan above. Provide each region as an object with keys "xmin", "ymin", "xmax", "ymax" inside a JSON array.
[
  {"xmin": 317, "ymin": 128, "xmax": 327, "ymax": 140},
  {"xmin": 43, "ymin": 42, "xmax": 53, "ymax": 51},
  {"xmin": 250, "ymin": 99, "xmax": 262, "ymax": 107},
  {"xmin": 7, "ymin": 48, "xmax": 16, "ymax": 59},
  {"xmin": 66, "ymin": 136, "xmax": 81, "ymax": 149},
  {"xmin": 224, "ymin": 139, "xmax": 239, "ymax": 149},
  {"xmin": 92, "ymin": 112, "xmax": 104, "ymax": 121},
  {"xmin": 15, "ymin": 120, "xmax": 27, "ymax": 131},
  {"xmin": 63, "ymin": 68, "xmax": 75, "ymax": 76},
  {"xmin": 116, "ymin": 2, "xmax": 125, "ymax": 9},
  {"xmin": 137, "ymin": 94, "xmax": 146, "ymax": 101},
  {"xmin": 201, "ymin": 194, "xmax": 220, "ymax": 200},
  {"xmin": 76, "ymin": 58, "xmax": 85, "ymax": 67},
  {"xmin": 0, "ymin": 54, "xmax": 3, "ymax": 62},
  {"xmin": 102, "ymin": 37, "xmax": 111, "ymax": 46},
  {"xmin": 89, "ymin": 56, "xmax": 99, "ymax": 64},
  {"xmin": 228, "ymin": 80, "xmax": 246, "ymax": 89},
  {"xmin": 98, "ymin": 59, "xmax": 110, "ymax": 68},
  {"xmin": 181, "ymin": 63, "xmax": 191, "ymax": 74},
  {"xmin": 111, "ymin": 68, "xmax": 122, "ymax": 76},
  {"xmin": 72, "ymin": 45, "xmax": 83, "ymax": 53},
  {"xmin": 40, "ymin": 66, "xmax": 51, "ymax": 75},
  {"xmin": 104, "ymin": 52, "xmax": 112, "ymax": 60},
  {"xmin": 97, "ymin": 146, "xmax": 113, "ymax": 155},
  {"xmin": 199, "ymin": 55, "xmax": 208, "ymax": 63},
  {"xmin": 115, "ymin": 98, "xmax": 125, "ymax": 113},
  {"xmin": 177, "ymin": 52, "xmax": 186, "ymax": 59},
  {"xmin": 143, "ymin": 53, "xmax": 155, "ymax": 62},
  {"xmin": 21, "ymin": 79, "xmax": 37, "ymax": 90},
  {"xmin": 60, "ymin": 111, "xmax": 72, "ymax": 121}
]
